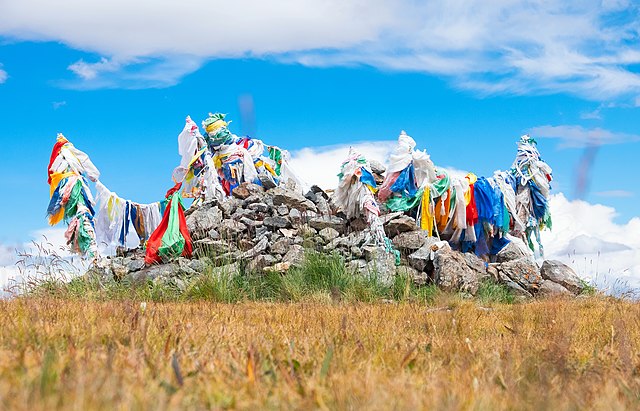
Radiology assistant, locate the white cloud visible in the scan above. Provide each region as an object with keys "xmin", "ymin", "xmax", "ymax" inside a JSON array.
[
  {"xmin": 68, "ymin": 57, "xmax": 122, "ymax": 80},
  {"xmin": 530, "ymin": 124, "xmax": 640, "ymax": 147},
  {"xmin": 580, "ymin": 106, "xmax": 603, "ymax": 120},
  {"xmin": 289, "ymin": 140, "xmax": 396, "ymax": 189},
  {"xmin": 595, "ymin": 190, "xmax": 634, "ymax": 198},
  {"xmin": 0, "ymin": 64, "xmax": 7, "ymax": 84},
  {"xmin": 62, "ymin": 56, "xmax": 204, "ymax": 89},
  {"xmin": 541, "ymin": 193, "xmax": 640, "ymax": 293},
  {"xmin": 0, "ymin": 1, "xmax": 638, "ymax": 99},
  {"xmin": 52, "ymin": 100, "xmax": 66, "ymax": 109}
]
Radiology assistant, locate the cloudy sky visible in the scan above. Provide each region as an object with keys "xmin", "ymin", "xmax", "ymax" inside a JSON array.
[{"xmin": 0, "ymin": 1, "xmax": 638, "ymax": 290}]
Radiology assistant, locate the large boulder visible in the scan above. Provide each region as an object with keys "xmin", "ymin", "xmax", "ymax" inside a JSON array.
[
  {"xmin": 407, "ymin": 240, "xmax": 450, "ymax": 272},
  {"xmin": 309, "ymin": 216, "xmax": 347, "ymax": 234},
  {"xmin": 392, "ymin": 231, "xmax": 434, "ymax": 252},
  {"xmin": 496, "ymin": 240, "xmax": 530, "ymax": 263},
  {"xmin": 540, "ymin": 260, "xmax": 585, "ymax": 295},
  {"xmin": 365, "ymin": 247, "xmax": 397, "ymax": 286},
  {"xmin": 433, "ymin": 250, "xmax": 488, "ymax": 295},
  {"xmin": 495, "ymin": 270, "xmax": 533, "ymax": 298},
  {"xmin": 271, "ymin": 187, "xmax": 317, "ymax": 213},
  {"xmin": 384, "ymin": 215, "xmax": 417, "ymax": 237},
  {"xmin": 497, "ymin": 259, "xmax": 543, "ymax": 294},
  {"xmin": 537, "ymin": 280, "xmax": 573, "ymax": 298}
]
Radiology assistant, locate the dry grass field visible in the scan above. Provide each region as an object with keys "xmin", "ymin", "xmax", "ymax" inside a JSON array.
[{"xmin": 0, "ymin": 296, "xmax": 639, "ymax": 410}]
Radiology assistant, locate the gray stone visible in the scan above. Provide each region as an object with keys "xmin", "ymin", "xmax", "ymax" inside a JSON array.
[
  {"xmin": 232, "ymin": 207, "xmax": 256, "ymax": 220},
  {"xmin": 248, "ymin": 202, "xmax": 270, "ymax": 213},
  {"xmin": 279, "ymin": 228, "xmax": 298, "ymax": 238},
  {"xmin": 193, "ymin": 238, "xmax": 238, "ymax": 258},
  {"xmin": 218, "ymin": 197, "xmax": 241, "ymax": 218},
  {"xmin": 308, "ymin": 185, "xmax": 330, "ymax": 200},
  {"xmin": 177, "ymin": 257, "xmax": 199, "ymax": 276},
  {"xmin": 231, "ymin": 185, "xmax": 251, "ymax": 200},
  {"xmin": 244, "ymin": 182, "xmax": 265, "ymax": 195},
  {"xmin": 496, "ymin": 270, "xmax": 533, "ymax": 298},
  {"xmin": 497, "ymin": 258, "xmax": 543, "ymax": 294},
  {"xmin": 258, "ymin": 174, "xmax": 277, "ymax": 190},
  {"xmin": 309, "ymin": 216, "xmax": 346, "ymax": 234},
  {"xmin": 407, "ymin": 240, "xmax": 450, "ymax": 272},
  {"xmin": 380, "ymin": 212, "xmax": 403, "ymax": 224},
  {"xmin": 188, "ymin": 258, "xmax": 208, "ymax": 273},
  {"xmin": 254, "ymin": 226, "xmax": 269, "ymax": 239},
  {"xmin": 219, "ymin": 219, "xmax": 247, "ymax": 237},
  {"xmin": 392, "ymin": 231, "xmax": 433, "ymax": 252},
  {"xmin": 347, "ymin": 259, "xmax": 368, "ymax": 273},
  {"xmin": 298, "ymin": 225, "xmax": 317, "ymax": 238},
  {"xmin": 207, "ymin": 229, "xmax": 220, "ymax": 240},
  {"xmin": 126, "ymin": 258, "xmax": 145, "ymax": 273},
  {"xmin": 319, "ymin": 227, "xmax": 340, "ymax": 242},
  {"xmin": 111, "ymin": 258, "xmax": 129, "ymax": 279},
  {"xmin": 540, "ymin": 260, "xmax": 584, "ymax": 295},
  {"xmin": 282, "ymin": 244, "xmax": 305, "ymax": 267},
  {"xmin": 276, "ymin": 205, "xmax": 289, "ymax": 216},
  {"xmin": 314, "ymin": 197, "xmax": 332, "ymax": 215},
  {"xmin": 186, "ymin": 206, "xmax": 223, "ymax": 238},
  {"xmin": 242, "ymin": 194, "xmax": 265, "ymax": 207},
  {"xmin": 384, "ymin": 215, "xmax": 417, "ymax": 237},
  {"xmin": 131, "ymin": 263, "xmax": 180, "ymax": 282},
  {"xmin": 350, "ymin": 246, "xmax": 363, "ymax": 258},
  {"xmin": 433, "ymin": 250, "xmax": 488, "ymax": 295},
  {"xmin": 304, "ymin": 190, "xmax": 318, "ymax": 203},
  {"xmin": 366, "ymin": 249, "xmax": 397, "ymax": 286},
  {"xmin": 263, "ymin": 216, "xmax": 291, "ymax": 229},
  {"xmin": 369, "ymin": 160, "xmax": 386, "ymax": 175},
  {"xmin": 346, "ymin": 231, "xmax": 367, "ymax": 248},
  {"xmin": 247, "ymin": 254, "xmax": 278, "ymax": 273},
  {"xmin": 288, "ymin": 208, "xmax": 302, "ymax": 224},
  {"xmin": 496, "ymin": 241, "xmax": 530, "ymax": 263},
  {"xmin": 537, "ymin": 280, "xmax": 573, "ymax": 298},
  {"xmin": 242, "ymin": 237, "xmax": 269, "ymax": 259},
  {"xmin": 271, "ymin": 187, "xmax": 317, "ymax": 212},
  {"xmin": 361, "ymin": 245, "xmax": 380, "ymax": 262},
  {"xmin": 240, "ymin": 216, "xmax": 263, "ymax": 228},
  {"xmin": 270, "ymin": 237, "xmax": 291, "ymax": 255}
]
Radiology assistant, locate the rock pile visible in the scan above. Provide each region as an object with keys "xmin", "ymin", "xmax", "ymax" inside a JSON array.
[{"xmin": 91, "ymin": 182, "xmax": 586, "ymax": 298}]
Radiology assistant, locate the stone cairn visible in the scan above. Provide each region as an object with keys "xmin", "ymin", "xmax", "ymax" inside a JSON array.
[{"xmin": 92, "ymin": 172, "xmax": 585, "ymax": 299}]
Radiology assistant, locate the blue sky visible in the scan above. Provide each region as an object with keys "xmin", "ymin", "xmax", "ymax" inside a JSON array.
[{"xmin": 0, "ymin": 0, "xmax": 639, "ymax": 250}]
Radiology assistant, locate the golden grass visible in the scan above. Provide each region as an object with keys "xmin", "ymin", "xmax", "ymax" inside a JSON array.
[{"xmin": 0, "ymin": 296, "xmax": 639, "ymax": 410}]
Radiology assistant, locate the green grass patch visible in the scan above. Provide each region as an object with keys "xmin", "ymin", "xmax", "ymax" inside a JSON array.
[{"xmin": 476, "ymin": 280, "xmax": 515, "ymax": 304}]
